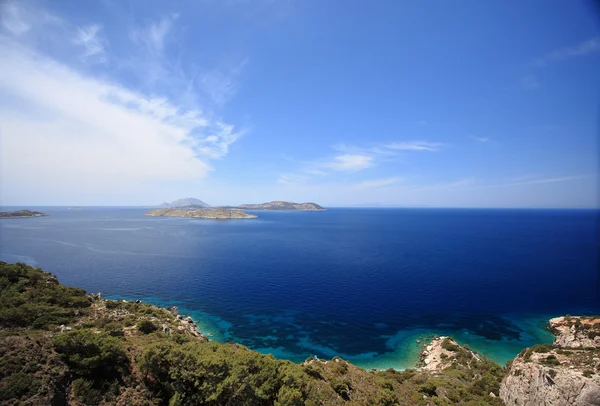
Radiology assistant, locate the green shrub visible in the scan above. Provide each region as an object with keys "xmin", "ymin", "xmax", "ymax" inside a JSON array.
[
  {"xmin": 541, "ymin": 355, "xmax": 560, "ymax": 366},
  {"xmin": 373, "ymin": 388, "xmax": 399, "ymax": 405},
  {"xmin": 52, "ymin": 330, "xmax": 129, "ymax": 381},
  {"xmin": 137, "ymin": 320, "xmax": 158, "ymax": 334},
  {"xmin": 441, "ymin": 338, "xmax": 459, "ymax": 352},
  {"xmin": 105, "ymin": 300, "xmax": 120, "ymax": 309},
  {"xmin": 0, "ymin": 372, "xmax": 38, "ymax": 401}
]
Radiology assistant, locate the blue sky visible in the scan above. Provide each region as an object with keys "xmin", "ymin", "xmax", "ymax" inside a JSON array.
[{"xmin": 0, "ymin": 0, "xmax": 598, "ymax": 207}]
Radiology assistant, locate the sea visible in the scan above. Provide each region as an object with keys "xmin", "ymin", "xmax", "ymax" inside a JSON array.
[{"xmin": 0, "ymin": 207, "xmax": 598, "ymax": 370}]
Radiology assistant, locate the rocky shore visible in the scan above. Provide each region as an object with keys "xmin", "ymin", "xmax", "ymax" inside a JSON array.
[{"xmin": 87, "ymin": 294, "xmax": 208, "ymax": 341}]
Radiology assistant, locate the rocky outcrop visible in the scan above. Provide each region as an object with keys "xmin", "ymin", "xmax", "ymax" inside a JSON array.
[
  {"xmin": 145, "ymin": 207, "xmax": 257, "ymax": 219},
  {"xmin": 549, "ymin": 316, "xmax": 600, "ymax": 349},
  {"xmin": 418, "ymin": 336, "xmax": 483, "ymax": 371},
  {"xmin": 500, "ymin": 316, "xmax": 600, "ymax": 406}
]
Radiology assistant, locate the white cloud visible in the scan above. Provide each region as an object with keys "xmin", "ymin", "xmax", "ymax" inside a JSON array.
[
  {"xmin": 385, "ymin": 141, "xmax": 444, "ymax": 151},
  {"xmin": 280, "ymin": 139, "xmax": 445, "ymax": 186},
  {"xmin": 73, "ymin": 24, "xmax": 106, "ymax": 63},
  {"xmin": 327, "ymin": 154, "xmax": 373, "ymax": 171},
  {"xmin": 531, "ymin": 37, "xmax": 600, "ymax": 67},
  {"xmin": 0, "ymin": 39, "xmax": 240, "ymax": 204}
]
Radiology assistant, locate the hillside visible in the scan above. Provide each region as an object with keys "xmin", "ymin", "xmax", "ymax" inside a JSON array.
[
  {"xmin": 0, "ymin": 262, "xmax": 512, "ymax": 405},
  {"xmin": 1, "ymin": 262, "xmax": 598, "ymax": 405},
  {"xmin": 236, "ymin": 201, "xmax": 325, "ymax": 211}
]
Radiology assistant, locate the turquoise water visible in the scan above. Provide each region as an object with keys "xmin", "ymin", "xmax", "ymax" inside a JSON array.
[{"xmin": 1, "ymin": 207, "xmax": 598, "ymax": 369}]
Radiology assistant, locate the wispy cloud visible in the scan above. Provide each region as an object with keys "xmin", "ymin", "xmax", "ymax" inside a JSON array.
[
  {"xmin": 354, "ymin": 177, "xmax": 402, "ymax": 189},
  {"xmin": 385, "ymin": 141, "xmax": 444, "ymax": 151},
  {"xmin": 490, "ymin": 175, "xmax": 586, "ymax": 188},
  {"xmin": 327, "ymin": 154, "xmax": 373, "ymax": 171},
  {"xmin": 130, "ymin": 14, "xmax": 179, "ymax": 56},
  {"xmin": 280, "ymin": 139, "xmax": 445, "ymax": 185},
  {"xmin": 469, "ymin": 135, "xmax": 490, "ymax": 143},
  {"xmin": 73, "ymin": 24, "xmax": 106, "ymax": 63},
  {"xmin": 0, "ymin": 2, "xmax": 31, "ymax": 35},
  {"xmin": 199, "ymin": 58, "xmax": 248, "ymax": 106},
  {"xmin": 418, "ymin": 178, "xmax": 476, "ymax": 191},
  {"xmin": 278, "ymin": 173, "xmax": 306, "ymax": 185},
  {"xmin": 0, "ymin": 1, "xmax": 63, "ymax": 38},
  {"xmin": 531, "ymin": 36, "xmax": 600, "ymax": 67}
]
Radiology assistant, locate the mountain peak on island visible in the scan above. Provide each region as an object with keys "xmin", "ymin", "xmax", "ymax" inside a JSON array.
[
  {"xmin": 158, "ymin": 198, "xmax": 210, "ymax": 208},
  {"xmin": 237, "ymin": 201, "xmax": 325, "ymax": 211}
]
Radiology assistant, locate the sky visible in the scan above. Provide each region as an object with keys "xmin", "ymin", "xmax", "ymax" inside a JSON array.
[{"xmin": 0, "ymin": 0, "xmax": 599, "ymax": 208}]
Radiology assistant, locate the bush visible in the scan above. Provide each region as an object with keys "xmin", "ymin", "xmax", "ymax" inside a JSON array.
[
  {"xmin": 0, "ymin": 262, "xmax": 90, "ymax": 329},
  {"xmin": 52, "ymin": 330, "xmax": 129, "ymax": 381},
  {"xmin": 441, "ymin": 338, "xmax": 459, "ymax": 352},
  {"xmin": 0, "ymin": 372, "xmax": 38, "ymax": 401},
  {"xmin": 541, "ymin": 355, "xmax": 560, "ymax": 366},
  {"xmin": 137, "ymin": 320, "xmax": 158, "ymax": 334},
  {"xmin": 105, "ymin": 300, "xmax": 120, "ymax": 309}
]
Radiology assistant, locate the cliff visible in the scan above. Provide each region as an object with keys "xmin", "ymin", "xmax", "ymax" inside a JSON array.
[
  {"xmin": 236, "ymin": 201, "xmax": 325, "ymax": 211},
  {"xmin": 145, "ymin": 207, "xmax": 257, "ymax": 219},
  {"xmin": 0, "ymin": 209, "xmax": 47, "ymax": 218},
  {"xmin": 500, "ymin": 316, "xmax": 600, "ymax": 405}
]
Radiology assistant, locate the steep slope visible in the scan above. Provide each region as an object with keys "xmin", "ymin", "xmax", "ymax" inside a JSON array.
[{"xmin": 500, "ymin": 316, "xmax": 600, "ymax": 405}]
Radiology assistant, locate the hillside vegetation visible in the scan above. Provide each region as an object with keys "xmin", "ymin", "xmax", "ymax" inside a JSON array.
[{"xmin": 1, "ymin": 262, "xmax": 507, "ymax": 405}]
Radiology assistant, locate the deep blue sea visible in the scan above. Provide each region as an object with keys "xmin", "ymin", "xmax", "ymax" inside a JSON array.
[{"xmin": 1, "ymin": 207, "xmax": 598, "ymax": 369}]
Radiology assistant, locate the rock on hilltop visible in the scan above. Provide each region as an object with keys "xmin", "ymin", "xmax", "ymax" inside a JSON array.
[
  {"xmin": 236, "ymin": 201, "xmax": 325, "ymax": 211},
  {"xmin": 146, "ymin": 207, "xmax": 257, "ymax": 219},
  {"xmin": 500, "ymin": 316, "xmax": 600, "ymax": 406}
]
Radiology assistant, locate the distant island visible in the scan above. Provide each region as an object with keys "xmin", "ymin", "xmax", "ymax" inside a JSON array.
[
  {"xmin": 145, "ymin": 207, "xmax": 257, "ymax": 219},
  {"xmin": 156, "ymin": 197, "xmax": 210, "ymax": 209},
  {"xmin": 235, "ymin": 201, "xmax": 325, "ymax": 211},
  {"xmin": 152, "ymin": 198, "xmax": 326, "ymax": 212},
  {"xmin": 0, "ymin": 209, "xmax": 47, "ymax": 218}
]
